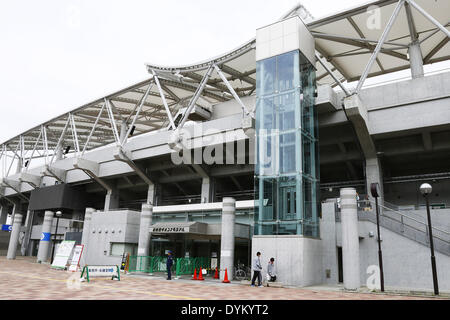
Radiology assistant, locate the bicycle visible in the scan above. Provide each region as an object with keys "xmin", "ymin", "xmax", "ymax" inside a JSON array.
[{"xmin": 234, "ymin": 263, "xmax": 248, "ymax": 281}]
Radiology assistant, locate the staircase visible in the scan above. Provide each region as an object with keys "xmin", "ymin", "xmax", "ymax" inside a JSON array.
[{"xmin": 335, "ymin": 200, "xmax": 450, "ymax": 256}]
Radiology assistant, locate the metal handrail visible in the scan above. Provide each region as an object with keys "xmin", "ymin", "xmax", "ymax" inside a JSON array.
[{"xmin": 367, "ymin": 200, "xmax": 450, "ymax": 244}]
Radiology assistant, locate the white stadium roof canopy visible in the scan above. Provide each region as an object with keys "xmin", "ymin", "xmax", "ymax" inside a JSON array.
[{"xmin": 0, "ymin": 0, "xmax": 449, "ymax": 174}]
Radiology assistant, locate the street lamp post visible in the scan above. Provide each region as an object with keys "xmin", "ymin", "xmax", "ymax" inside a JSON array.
[
  {"xmin": 50, "ymin": 210, "xmax": 63, "ymax": 264},
  {"xmin": 370, "ymin": 183, "xmax": 384, "ymax": 292},
  {"xmin": 420, "ymin": 183, "xmax": 439, "ymax": 295}
]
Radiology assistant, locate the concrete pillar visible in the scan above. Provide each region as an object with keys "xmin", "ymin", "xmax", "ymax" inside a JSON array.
[
  {"xmin": 80, "ymin": 208, "xmax": 94, "ymax": 266},
  {"xmin": 138, "ymin": 204, "xmax": 153, "ymax": 256},
  {"xmin": 104, "ymin": 186, "xmax": 120, "ymax": 212},
  {"xmin": 37, "ymin": 211, "xmax": 54, "ymax": 263},
  {"xmin": 6, "ymin": 213, "xmax": 23, "ymax": 260},
  {"xmin": 201, "ymin": 178, "xmax": 211, "ymax": 203},
  {"xmin": 10, "ymin": 201, "xmax": 20, "ymax": 222},
  {"xmin": 340, "ymin": 188, "xmax": 360, "ymax": 290},
  {"xmin": 366, "ymin": 157, "xmax": 383, "ymax": 206},
  {"xmin": 409, "ymin": 41, "xmax": 424, "ymax": 79},
  {"xmin": 320, "ymin": 201, "xmax": 339, "ymax": 284},
  {"xmin": 147, "ymin": 184, "xmax": 155, "ymax": 205},
  {"xmin": 220, "ymin": 197, "xmax": 236, "ymax": 280},
  {"xmin": 21, "ymin": 210, "xmax": 34, "ymax": 256}
]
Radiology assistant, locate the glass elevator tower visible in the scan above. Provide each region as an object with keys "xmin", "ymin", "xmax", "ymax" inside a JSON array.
[{"xmin": 255, "ymin": 18, "xmax": 319, "ymax": 238}]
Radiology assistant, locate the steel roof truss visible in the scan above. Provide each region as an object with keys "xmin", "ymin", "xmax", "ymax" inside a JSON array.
[
  {"xmin": 356, "ymin": 0, "xmax": 406, "ymax": 94},
  {"xmin": 122, "ymin": 81, "xmax": 154, "ymax": 146},
  {"xmin": 214, "ymin": 64, "xmax": 253, "ymax": 117},
  {"xmin": 152, "ymin": 71, "xmax": 176, "ymax": 130},
  {"xmin": 81, "ymin": 104, "xmax": 105, "ymax": 157}
]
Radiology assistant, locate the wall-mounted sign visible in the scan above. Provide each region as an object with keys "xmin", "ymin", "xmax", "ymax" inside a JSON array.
[
  {"xmin": 1, "ymin": 225, "xmax": 12, "ymax": 232},
  {"xmin": 150, "ymin": 227, "xmax": 189, "ymax": 233},
  {"xmin": 41, "ymin": 232, "xmax": 51, "ymax": 242}
]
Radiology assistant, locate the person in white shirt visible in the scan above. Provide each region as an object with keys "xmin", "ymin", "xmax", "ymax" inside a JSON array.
[{"xmin": 251, "ymin": 252, "xmax": 263, "ymax": 287}]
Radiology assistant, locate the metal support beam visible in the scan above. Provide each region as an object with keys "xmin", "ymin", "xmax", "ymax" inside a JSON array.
[
  {"xmin": 1, "ymin": 178, "xmax": 28, "ymax": 201},
  {"xmin": 152, "ymin": 71, "xmax": 176, "ymax": 129},
  {"xmin": 81, "ymin": 105, "xmax": 105, "ymax": 156},
  {"xmin": 177, "ymin": 65, "xmax": 215, "ymax": 130},
  {"xmin": 356, "ymin": 0, "xmax": 406, "ymax": 93},
  {"xmin": 69, "ymin": 113, "xmax": 80, "ymax": 156},
  {"xmin": 406, "ymin": 0, "xmax": 450, "ymax": 39},
  {"xmin": 214, "ymin": 65, "xmax": 253, "ymax": 117},
  {"xmin": 73, "ymin": 158, "xmax": 111, "ymax": 191},
  {"xmin": 41, "ymin": 165, "xmax": 66, "ymax": 183},
  {"xmin": 315, "ymin": 52, "xmax": 352, "ymax": 97},
  {"xmin": 113, "ymin": 146, "xmax": 153, "ymax": 185},
  {"xmin": 19, "ymin": 173, "xmax": 41, "ymax": 189},
  {"xmin": 50, "ymin": 117, "xmax": 70, "ymax": 164},
  {"xmin": 104, "ymin": 99, "xmax": 120, "ymax": 145},
  {"xmin": 122, "ymin": 82, "xmax": 154, "ymax": 145}
]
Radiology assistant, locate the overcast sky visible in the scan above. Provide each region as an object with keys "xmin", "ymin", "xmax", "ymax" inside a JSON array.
[
  {"xmin": 0, "ymin": 0, "xmax": 375, "ymax": 143},
  {"xmin": 1, "ymin": 0, "xmax": 448, "ymax": 144}
]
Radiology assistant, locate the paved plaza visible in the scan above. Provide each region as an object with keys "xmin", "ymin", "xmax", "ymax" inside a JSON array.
[{"xmin": 0, "ymin": 257, "xmax": 446, "ymax": 300}]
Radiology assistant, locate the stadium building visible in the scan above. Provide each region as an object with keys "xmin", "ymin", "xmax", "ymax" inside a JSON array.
[{"xmin": 1, "ymin": 0, "xmax": 450, "ymax": 291}]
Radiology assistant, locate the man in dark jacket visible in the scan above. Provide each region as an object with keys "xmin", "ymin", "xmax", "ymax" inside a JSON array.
[{"xmin": 166, "ymin": 251, "xmax": 174, "ymax": 280}]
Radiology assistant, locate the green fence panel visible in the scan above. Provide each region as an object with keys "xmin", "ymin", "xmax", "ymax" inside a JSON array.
[
  {"xmin": 129, "ymin": 256, "xmax": 211, "ymax": 275},
  {"xmin": 176, "ymin": 257, "xmax": 211, "ymax": 276}
]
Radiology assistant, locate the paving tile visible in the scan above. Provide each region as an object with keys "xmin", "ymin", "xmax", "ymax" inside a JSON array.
[{"xmin": 0, "ymin": 257, "xmax": 445, "ymax": 300}]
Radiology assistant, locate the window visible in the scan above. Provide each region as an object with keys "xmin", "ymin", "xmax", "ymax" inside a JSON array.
[{"xmin": 110, "ymin": 243, "xmax": 137, "ymax": 257}]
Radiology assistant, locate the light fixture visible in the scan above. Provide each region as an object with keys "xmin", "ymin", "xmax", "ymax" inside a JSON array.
[{"xmin": 420, "ymin": 183, "xmax": 432, "ymax": 195}]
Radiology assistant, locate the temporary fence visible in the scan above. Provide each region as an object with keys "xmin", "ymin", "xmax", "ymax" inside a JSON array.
[
  {"xmin": 128, "ymin": 256, "xmax": 211, "ymax": 275},
  {"xmin": 175, "ymin": 257, "xmax": 211, "ymax": 276}
]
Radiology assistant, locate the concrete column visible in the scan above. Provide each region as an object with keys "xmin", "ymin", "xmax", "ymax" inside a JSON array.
[
  {"xmin": 10, "ymin": 201, "xmax": 20, "ymax": 222},
  {"xmin": 220, "ymin": 197, "xmax": 236, "ymax": 280},
  {"xmin": 409, "ymin": 41, "xmax": 424, "ymax": 79},
  {"xmin": 340, "ymin": 188, "xmax": 360, "ymax": 290},
  {"xmin": 320, "ymin": 201, "xmax": 339, "ymax": 284},
  {"xmin": 21, "ymin": 210, "xmax": 34, "ymax": 256},
  {"xmin": 147, "ymin": 184, "xmax": 155, "ymax": 205},
  {"xmin": 6, "ymin": 213, "xmax": 23, "ymax": 260},
  {"xmin": 37, "ymin": 211, "xmax": 54, "ymax": 263},
  {"xmin": 104, "ymin": 186, "xmax": 120, "ymax": 212},
  {"xmin": 366, "ymin": 157, "xmax": 383, "ymax": 206},
  {"xmin": 80, "ymin": 208, "xmax": 94, "ymax": 266},
  {"xmin": 138, "ymin": 204, "xmax": 153, "ymax": 272},
  {"xmin": 201, "ymin": 178, "xmax": 211, "ymax": 203}
]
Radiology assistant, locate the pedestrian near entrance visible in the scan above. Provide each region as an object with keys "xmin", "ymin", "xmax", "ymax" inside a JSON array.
[
  {"xmin": 166, "ymin": 251, "xmax": 173, "ymax": 280},
  {"xmin": 267, "ymin": 258, "xmax": 277, "ymax": 286},
  {"xmin": 251, "ymin": 252, "xmax": 263, "ymax": 287}
]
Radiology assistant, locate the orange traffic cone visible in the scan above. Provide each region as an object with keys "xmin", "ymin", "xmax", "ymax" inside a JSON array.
[
  {"xmin": 192, "ymin": 268, "xmax": 197, "ymax": 280},
  {"xmin": 222, "ymin": 268, "xmax": 230, "ymax": 283},
  {"xmin": 198, "ymin": 267, "xmax": 205, "ymax": 281},
  {"xmin": 214, "ymin": 267, "xmax": 219, "ymax": 279}
]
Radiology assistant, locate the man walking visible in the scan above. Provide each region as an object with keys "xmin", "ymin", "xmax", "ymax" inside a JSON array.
[
  {"xmin": 251, "ymin": 252, "xmax": 263, "ymax": 287},
  {"xmin": 166, "ymin": 250, "xmax": 173, "ymax": 280}
]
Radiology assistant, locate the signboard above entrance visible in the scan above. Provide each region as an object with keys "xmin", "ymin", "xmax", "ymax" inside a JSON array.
[
  {"xmin": 151, "ymin": 227, "xmax": 188, "ymax": 233},
  {"xmin": 149, "ymin": 222, "xmax": 207, "ymax": 235}
]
